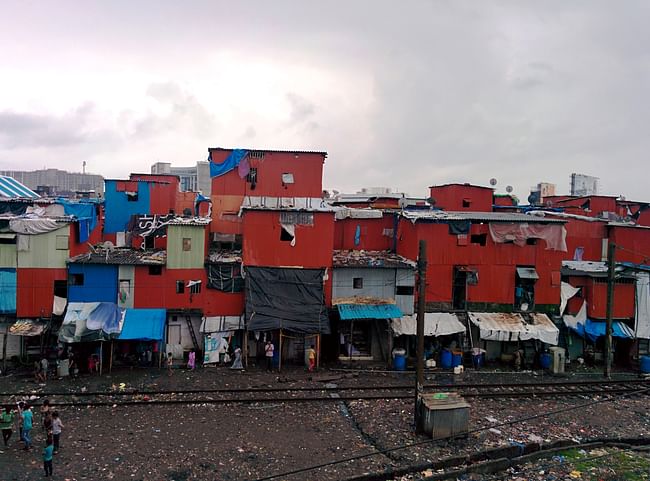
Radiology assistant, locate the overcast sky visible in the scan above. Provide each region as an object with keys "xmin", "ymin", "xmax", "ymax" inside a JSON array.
[{"xmin": 1, "ymin": 1, "xmax": 649, "ymax": 201}]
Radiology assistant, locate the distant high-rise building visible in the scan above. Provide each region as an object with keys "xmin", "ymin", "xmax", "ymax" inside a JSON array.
[
  {"xmin": 0, "ymin": 168, "xmax": 104, "ymax": 197},
  {"xmin": 151, "ymin": 161, "xmax": 211, "ymax": 195},
  {"xmin": 570, "ymin": 173, "xmax": 599, "ymax": 196}
]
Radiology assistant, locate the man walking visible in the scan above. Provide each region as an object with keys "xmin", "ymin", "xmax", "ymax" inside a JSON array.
[{"xmin": 265, "ymin": 340, "xmax": 274, "ymax": 372}]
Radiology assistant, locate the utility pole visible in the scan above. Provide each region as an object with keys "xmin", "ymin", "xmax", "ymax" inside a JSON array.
[
  {"xmin": 415, "ymin": 240, "xmax": 427, "ymax": 432},
  {"xmin": 604, "ymin": 242, "xmax": 616, "ymax": 378}
]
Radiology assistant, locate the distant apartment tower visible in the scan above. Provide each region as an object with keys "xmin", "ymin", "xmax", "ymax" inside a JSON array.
[
  {"xmin": 570, "ymin": 173, "xmax": 599, "ymax": 196},
  {"xmin": 0, "ymin": 168, "xmax": 104, "ymax": 196},
  {"xmin": 151, "ymin": 161, "xmax": 211, "ymax": 195}
]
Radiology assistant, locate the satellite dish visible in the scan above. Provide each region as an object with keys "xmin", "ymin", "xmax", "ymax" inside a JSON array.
[
  {"xmin": 426, "ymin": 197, "xmax": 436, "ymax": 206},
  {"xmin": 489, "ymin": 178, "xmax": 498, "ymax": 186},
  {"xmin": 398, "ymin": 198, "xmax": 409, "ymax": 209},
  {"xmin": 546, "ymin": 200, "xmax": 553, "ymax": 207},
  {"xmin": 506, "ymin": 185, "xmax": 513, "ymax": 193},
  {"xmin": 102, "ymin": 241, "xmax": 115, "ymax": 250}
]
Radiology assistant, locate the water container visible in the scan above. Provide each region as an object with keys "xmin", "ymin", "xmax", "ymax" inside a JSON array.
[
  {"xmin": 452, "ymin": 352, "xmax": 463, "ymax": 368},
  {"xmin": 393, "ymin": 354, "xmax": 406, "ymax": 371},
  {"xmin": 640, "ymin": 355, "xmax": 650, "ymax": 373},
  {"xmin": 440, "ymin": 349, "xmax": 453, "ymax": 369},
  {"xmin": 472, "ymin": 353, "xmax": 484, "ymax": 368},
  {"xmin": 540, "ymin": 353, "xmax": 552, "ymax": 370}
]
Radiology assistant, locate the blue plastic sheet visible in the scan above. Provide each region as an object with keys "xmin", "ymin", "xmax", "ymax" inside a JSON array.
[
  {"xmin": 0, "ymin": 268, "xmax": 16, "ymax": 313},
  {"xmin": 571, "ymin": 318, "xmax": 635, "ymax": 342},
  {"xmin": 119, "ymin": 309, "xmax": 166, "ymax": 341},
  {"xmin": 209, "ymin": 149, "xmax": 248, "ymax": 178},
  {"xmin": 57, "ymin": 199, "xmax": 98, "ymax": 242}
]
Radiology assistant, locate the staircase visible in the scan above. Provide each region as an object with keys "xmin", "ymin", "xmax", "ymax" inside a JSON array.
[{"xmin": 185, "ymin": 315, "xmax": 200, "ymax": 351}]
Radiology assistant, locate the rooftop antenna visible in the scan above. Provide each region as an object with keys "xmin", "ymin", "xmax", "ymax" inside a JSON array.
[{"xmin": 82, "ymin": 161, "xmax": 86, "ymax": 175}]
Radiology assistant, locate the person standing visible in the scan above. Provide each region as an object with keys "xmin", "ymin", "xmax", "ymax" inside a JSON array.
[
  {"xmin": 265, "ymin": 340, "xmax": 274, "ymax": 372},
  {"xmin": 306, "ymin": 344, "xmax": 316, "ymax": 373},
  {"xmin": 43, "ymin": 437, "xmax": 54, "ymax": 477},
  {"xmin": 187, "ymin": 349, "xmax": 196, "ymax": 371},
  {"xmin": 51, "ymin": 412, "xmax": 63, "ymax": 454},
  {"xmin": 166, "ymin": 353, "xmax": 173, "ymax": 376},
  {"xmin": 40, "ymin": 357, "xmax": 49, "ymax": 382},
  {"xmin": 21, "ymin": 404, "xmax": 33, "ymax": 450},
  {"xmin": 1, "ymin": 405, "xmax": 15, "ymax": 446}
]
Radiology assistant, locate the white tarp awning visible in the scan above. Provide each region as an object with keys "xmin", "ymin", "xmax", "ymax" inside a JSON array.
[
  {"xmin": 392, "ymin": 313, "xmax": 466, "ymax": 337},
  {"xmin": 200, "ymin": 315, "xmax": 244, "ymax": 333},
  {"xmin": 469, "ymin": 312, "xmax": 559, "ymax": 345}
]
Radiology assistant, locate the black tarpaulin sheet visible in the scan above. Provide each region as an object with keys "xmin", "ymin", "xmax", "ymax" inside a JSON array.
[
  {"xmin": 207, "ymin": 264, "xmax": 244, "ymax": 292},
  {"xmin": 245, "ymin": 267, "xmax": 330, "ymax": 334}
]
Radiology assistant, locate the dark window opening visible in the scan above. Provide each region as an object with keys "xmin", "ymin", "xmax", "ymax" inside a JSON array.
[
  {"xmin": 149, "ymin": 265, "xmax": 162, "ymax": 276},
  {"xmin": 190, "ymin": 282, "xmax": 201, "ymax": 294},
  {"xmin": 246, "ymin": 168, "xmax": 258, "ymax": 190},
  {"xmin": 0, "ymin": 237, "xmax": 16, "ymax": 245},
  {"xmin": 353, "ymin": 277, "xmax": 363, "ymax": 289},
  {"xmin": 144, "ymin": 235, "xmax": 155, "ymax": 249},
  {"xmin": 126, "ymin": 192, "xmax": 139, "ymax": 202},
  {"xmin": 396, "ymin": 285, "xmax": 414, "ymax": 296},
  {"xmin": 53, "ymin": 280, "xmax": 67, "ymax": 298},
  {"xmin": 526, "ymin": 238, "xmax": 538, "ymax": 245},
  {"xmin": 249, "ymin": 151, "xmax": 265, "ymax": 160},
  {"xmin": 69, "ymin": 274, "xmax": 84, "ymax": 286},
  {"xmin": 280, "ymin": 228, "xmax": 294, "ymax": 241},
  {"xmin": 515, "ymin": 266, "xmax": 536, "ymax": 311},
  {"xmin": 594, "ymin": 277, "xmax": 634, "ymax": 285},
  {"xmin": 176, "ymin": 280, "xmax": 185, "ymax": 294},
  {"xmin": 452, "ymin": 267, "xmax": 467, "ymax": 310},
  {"xmin": 462, "ymin": 199, "xmax": 471, "ymax": 208},
  {"xmin": 470, "ymin": 234, "xmax": 487, "ymax": 246}
]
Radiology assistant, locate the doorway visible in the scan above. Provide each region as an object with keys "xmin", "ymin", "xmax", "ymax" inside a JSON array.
[{"xmin": 452, "ymin": 267, "xmax": 467, "ymax": 310}]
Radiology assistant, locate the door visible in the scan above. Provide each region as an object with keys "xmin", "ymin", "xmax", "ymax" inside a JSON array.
[
  {"xmin": 452, "ymin": 268, "xmax": 467, "ymax": 310},
  {"xmin": 167, "ymin": 325, "xmax": 182, "ymax": 346}
]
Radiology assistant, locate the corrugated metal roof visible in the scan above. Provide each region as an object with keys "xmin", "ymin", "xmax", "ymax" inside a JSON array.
[
  {"xmin": 468, "ymin": 312, "xmax": 559, "ymax": 344},
  {"xmin": 68, "ymin": 249, "xmax": 166, "ymax": 265},
  {"xmin": 337, "ymin": 303, "xmax": 403, "ymax": 320},
  {"xmin": 0, "ymin": 176, "xmax": 40, "ymax": 199},
  {"xmin": 428, "ymin": 183, "xmax": 494, "ymax": 190},
  {"xmin": 209, "ymin": 147, "xmax": 327, "ymax": 156},
  {"xmin": 400, "ymin": 210, "xmax": 566, "ymax": 223},
  {"xmin": 333, "ymin": 250, "xmax": 416, "ymax": 269}
]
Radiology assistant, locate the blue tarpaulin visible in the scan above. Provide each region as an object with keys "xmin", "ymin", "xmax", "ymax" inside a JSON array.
[
  {"xmin": 59, "ymin": 302, "xmax": 123, "ymax": 343},
  {"xmin": 209, "ymin": 149, "xmax": 248, "ymax": 178},
  {"xmin": 571, "ymin": 318, "xmax": 635, "ymax": 342},
  {"xmin": 119, "ymin": 309, "xmax": 166, "ymax": 341},
  {"xmin": 337, "ymin": 303, "xmax": 403, "ymax": 320},
  {"xmin": 58, "ymin": 199, "xmax": 98, "ymax": 242},
  {"xmin": 0, "ymin": 268, "xmax": 16, "ymax": 313}
]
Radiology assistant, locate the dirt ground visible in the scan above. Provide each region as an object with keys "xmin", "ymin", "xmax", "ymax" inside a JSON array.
[{"xmin": 0, "ymin": 365, "xmax": 648, "ymax": 481}]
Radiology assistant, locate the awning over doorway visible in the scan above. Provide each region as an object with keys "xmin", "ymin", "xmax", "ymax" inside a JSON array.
[
  {"xmin": 200, "ymin": 315, "xmax": 244, "ymax": 333},
  {"xmin": 468, "ymin": 312, "xmax": 559, "ymax": 345},
  {"xmin": 118, "ymin": 309, "xmax": 166, "ymax": 341},
  {"xmin": 566, "ymin": 318, "xmax": 634, "ymax": 343},
  {"xmin": 338, "ymin": 303, "xmax": 403, "ymax": 320},
  {"xmin": 392, "ymin": 313, "xmax": 466, "ymax": 337},
  {"xmin": 516, "ymin": 267, "xmax": 539, "ymax": 280}
]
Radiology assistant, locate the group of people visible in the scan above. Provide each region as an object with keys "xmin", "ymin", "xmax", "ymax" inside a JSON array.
[{"xmin": 0, "ymin": 399, "xmax": 65, "ymax": 477}]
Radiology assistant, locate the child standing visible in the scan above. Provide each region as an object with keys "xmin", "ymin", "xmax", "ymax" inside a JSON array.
[
  {"xmin": 187, "ymin": 349, "xmax": 196, "ymax": 371},
  {"xmin": 306, "ymin": 344, "xmax": 316, "ymax": 372},
  {"xmin": 265, "ymin": 340, "xmax": 274, "ymax": 372},
  {"xmin": 167, "ymin": 353, "xmax": 173, "ymax": 376},
  {"xmin": 21, "ymin": 404, "xmax": 33, "ymax": 450},
  {"xmin": 43, "ymin": 437, "xmax": 54, "ymax": 477},
  {"xmin": 51, "ymin": 412, "xmax": 63, "ymax": 453},
  {"xmin": 1, "ymin": 405, "xmax": 15, "ymax": 446}
]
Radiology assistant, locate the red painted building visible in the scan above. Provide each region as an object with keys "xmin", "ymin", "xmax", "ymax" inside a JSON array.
[{"xmin": 428, "ymin": 183, "xmax": 494, "ymax": 212}]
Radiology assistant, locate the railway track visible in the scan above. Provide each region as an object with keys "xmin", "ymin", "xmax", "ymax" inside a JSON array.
[{"xmin": 1, "ymin": 378, "xmax": 649, "ymax": 406}]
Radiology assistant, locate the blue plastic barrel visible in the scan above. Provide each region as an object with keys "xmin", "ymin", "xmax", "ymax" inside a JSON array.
[
  {"xmin": 440, "ymin": 349, "xmax": 452, "ymax": 369},
  {"xmin": 452, "ymin": 352, "xmax": 463, "ymax": 368},
  {"xmin": 472, "ymin": 353, "xmax": 484, "ymax": 368},
  {"xmin": 393, "ymin": 354, "xmax": 406, "ymax": 371},
  {"xmin": 540, "ymin": 353, "xmax": 552, "ymax": 370},
  {"xmin": 641, "ymin": 355, "xmax": 650, "ymax": 373}
]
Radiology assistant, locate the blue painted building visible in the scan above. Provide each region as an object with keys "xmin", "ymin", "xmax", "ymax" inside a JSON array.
[
  {"xmin": 68, "ymin": 264, "xmax": 118, "ymax": 303},
  {"xmin": 103, "ymin": 180, "xmax": 152, "ymax": 234}
]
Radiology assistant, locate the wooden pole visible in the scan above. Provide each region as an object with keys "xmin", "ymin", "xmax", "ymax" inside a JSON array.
[
  {"xmin": 2, "ymin": 323, "xmax": 8, "ymax": 374},
  {"xmin": 109, "ymin": 341, "xmax": 113, "ymax": 374},
  {"xmin": 605, "ymin": 242, "xmax": 616, "ymax": 378},
  {"xmin": 278, "ymin": 330, "xmax": 283, "ymax": 373},
  {"xmin": 415, "ymin": 239, "xmax": 427, "ymax": 432},
  {"xmin": 316, "ymin": 334, "xmax": 320, "ymax": 369},
  {"xmin": 99, "ymin": 341, "xmax": 103, "ymax": 376}
]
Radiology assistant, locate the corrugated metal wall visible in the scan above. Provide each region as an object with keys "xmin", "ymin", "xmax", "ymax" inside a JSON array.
[
  {"xmin": 166, "ymin": 225, "xmax": 206, "ymax": 269},
  {"xmin": 0, "ymin": 240, "xmax": 17, "ymax": 268},
  {"xmin": 68, "ymin": 264, "xmax": 118, "ymax": 303},
  {"xmin": 17, "ymin": 227, "xmax": 70, "ymax": 268}
]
